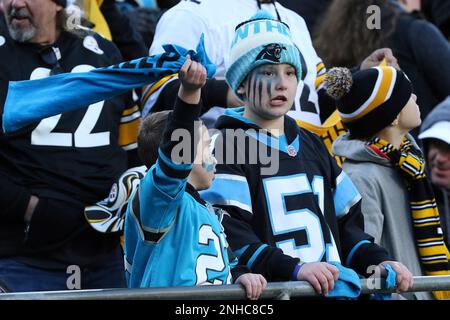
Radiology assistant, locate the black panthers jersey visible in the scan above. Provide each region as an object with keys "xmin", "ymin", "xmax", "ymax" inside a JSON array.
[
  {"xmin": 0, "ymin": 30, "xmax": 131, "ymax": 205},
  {"xmin": 201, "ymin": 107, "xmax": 390, "ymax": 280}
]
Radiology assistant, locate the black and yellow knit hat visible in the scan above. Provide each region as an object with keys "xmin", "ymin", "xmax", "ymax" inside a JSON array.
[{"xmin": 325, "ymin": 66, "xmax": 412, "ymax": 138}]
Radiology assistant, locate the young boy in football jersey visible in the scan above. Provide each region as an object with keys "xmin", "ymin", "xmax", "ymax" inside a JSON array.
[
  {"xmin": 330, "ymin": 66, "xmax": 450, "ymax": 299},
  {"xmin": 201, "ymin": 11, "xmax": 413, "ymax": 296},
  {"xmin": 123, "ymin": 56, "xmax": 267, "ymax": 299}
]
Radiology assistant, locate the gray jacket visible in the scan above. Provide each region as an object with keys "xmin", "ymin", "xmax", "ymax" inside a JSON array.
[
  {"xmin": 333, "ymin": 133, "xmax": 433, "ymax": 300},
  {"xmin": 419, "ymin": 97, "xmax": 450, "ymax": 246}
]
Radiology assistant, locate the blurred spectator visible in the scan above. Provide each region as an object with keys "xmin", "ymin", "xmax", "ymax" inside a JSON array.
[
  {"xmin": 419, "ymin": 97, "xmax": 450, "ymax": 247},
  {"xmin": 422, "ymin": 0, "xmax": 450, "ymax": 39},
  {"xmin": 314, "ymin": 0, "xmax": 450, "ymax": 134},
  {"xmin": 156, "ymin": 0, "xmax": 178, "ymax": 9},
  {"xmin": 74, "ymin": 0, "xmax": 147, "ymax": 59},
  {"xmin": 0, "ymin": 0, "xmax": 140, "ymax": 292},
  {"xmin": 117, "ymin": 0, "xmax": 180, "ymax": 53},
  {"xmin": 121, "ymin": 6, "xmax": 161, "ymax": 50},
  {"xmin": 398, "ymin": 0, "xmax": 421, "ymax": 12},
  {"xmin": 101, "ymin": 0, "xmax": 148, "ymax": 58},
  {"xmin": 277, "ymin": 0, "xmax": 331, "ymax": 35}
]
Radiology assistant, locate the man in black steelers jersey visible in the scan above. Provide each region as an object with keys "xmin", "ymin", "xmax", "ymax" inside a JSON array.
[{"xmin": 0, "ymin": 0, "xmax": 141, "ymax": 292}]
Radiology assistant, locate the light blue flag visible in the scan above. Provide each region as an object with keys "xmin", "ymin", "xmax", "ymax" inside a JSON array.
[{"xmin": 3, "ymin": 34, "xmax": 215, "ymax": 134}]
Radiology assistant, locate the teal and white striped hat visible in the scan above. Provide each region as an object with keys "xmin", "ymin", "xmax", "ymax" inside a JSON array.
[{"xmin": 225, "ymin": 11, "xmax": 302, "ymax": 98}]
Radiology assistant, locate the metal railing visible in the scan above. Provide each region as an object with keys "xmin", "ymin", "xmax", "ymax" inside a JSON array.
[{"xmin": 2, "ymin": 276, "xmax": 450, "ymax": 300}]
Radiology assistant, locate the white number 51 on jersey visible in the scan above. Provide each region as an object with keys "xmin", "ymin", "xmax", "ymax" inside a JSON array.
[{"xmin": 263, "ymin": 174, "xmax": 340, "ymax": 263}]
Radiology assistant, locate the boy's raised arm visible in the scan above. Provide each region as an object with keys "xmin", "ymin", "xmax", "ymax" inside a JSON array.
[{"xmin": 134, "ymin": 57, "xmax": 207, "ymax": 235}]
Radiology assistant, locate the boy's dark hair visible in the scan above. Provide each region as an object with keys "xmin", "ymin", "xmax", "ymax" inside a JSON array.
[{"xmin": 138, "ymin": 110, "xmax": 172, "ymax": 168}]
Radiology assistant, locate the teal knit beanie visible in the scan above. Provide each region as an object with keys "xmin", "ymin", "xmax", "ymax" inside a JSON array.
[{"xmin": 225, "ymin": 11, "xmax": 302, "ymax": 98}]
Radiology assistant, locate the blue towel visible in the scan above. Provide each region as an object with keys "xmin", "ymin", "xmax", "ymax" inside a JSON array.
[
  {"xmin": 372, "ymin": 264, "xmax": 397, "ymax": 300},
  {"xmin": 3, "ymin": 34, "xmax": 216, "ymax": 134},
  {"xmin": 385, "ymin": 264, "xmax": 397, "ymax": 289},
  {"xmin": 326, "ymin": 262, "xmax": 361, "ymax": 299}
]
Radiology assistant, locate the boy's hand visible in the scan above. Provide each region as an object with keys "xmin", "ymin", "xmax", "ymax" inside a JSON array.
[
  {"xmin": 296, "ymin": 262, "xmax": 340, "ymax": 295},
  {"xmin": 235, "ymin": 273, "xmax": 267, "ymax": 300},
  {"xmin": 377, "ymin": 261, "xmax": 414, "ymax": 293},
  {"xmin": 178, "ymin": 55, "xmax": 207, "ymax": 104}
]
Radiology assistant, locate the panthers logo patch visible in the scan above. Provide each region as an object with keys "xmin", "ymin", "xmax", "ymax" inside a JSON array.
[{"xmin": 255, "ymin": 43, "xmax": 287, "ymax": 62}]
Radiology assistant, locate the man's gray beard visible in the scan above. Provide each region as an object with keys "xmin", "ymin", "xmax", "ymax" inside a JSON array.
[{"xmin": 6, "ymin": 20, "xmax": 36, "ymax": 43}]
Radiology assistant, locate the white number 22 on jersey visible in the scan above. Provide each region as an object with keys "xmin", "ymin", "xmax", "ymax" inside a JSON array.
[
  {"xmin": 195, "ymin": 225, "xmax": 231, "ymax": 285},
  {"xmin": 263, "ymin": 174, "xmax": 340, "ymax": 263},
  {"xmin": 30, "ymin": 65, "xmax": 110, "ymax": 148}
]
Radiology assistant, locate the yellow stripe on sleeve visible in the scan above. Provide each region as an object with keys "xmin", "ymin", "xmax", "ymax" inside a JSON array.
[
  {"xmin": 141, "ymin": 74, "xmax": 178, "ymax": 106},
  {"xmin": 118, "ymin": 117, "xmax": 141, "ymax": 148}
]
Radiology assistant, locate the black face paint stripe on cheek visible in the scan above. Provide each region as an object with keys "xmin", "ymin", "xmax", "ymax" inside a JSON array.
[
  {"xmin": 253, "ymin": 73, "xmax": 259, "ymax": 106},
  {"xmin": 258, "ymin": 77, "xmax": 263, "ymax": 107},
  {"xmin": 266, "ymin": 79, "xmax": 272, "ymax": 99}
]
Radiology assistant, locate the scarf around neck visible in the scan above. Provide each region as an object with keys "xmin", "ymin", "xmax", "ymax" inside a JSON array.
[{"xmin": 368, "ymin": 136, "xmax": 450, "ymax": 300}]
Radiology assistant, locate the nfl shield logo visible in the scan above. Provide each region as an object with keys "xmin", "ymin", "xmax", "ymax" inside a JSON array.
[{"xmin": 287, "ymin": 145, "xmax": 297, "ymax": 157}]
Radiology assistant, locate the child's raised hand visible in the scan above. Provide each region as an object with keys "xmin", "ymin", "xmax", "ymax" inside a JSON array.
[
  {"xmin": 177, "ymin": 55, "xmax": 207, "ymax": 104},
  {"xmin": 235, "ymin": 273, "xmax": 267, "ymax": 300},
  {"xmin": 179, "ymin": 55, "xmax": 207, "ymax": 92}
]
